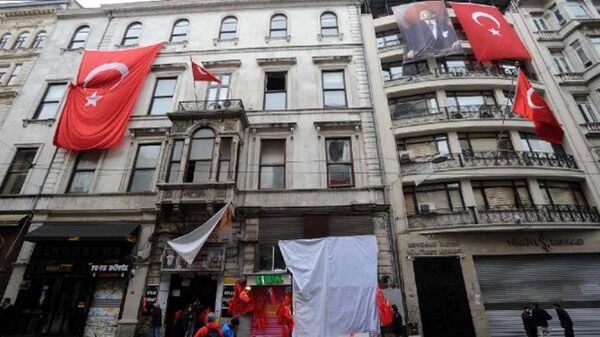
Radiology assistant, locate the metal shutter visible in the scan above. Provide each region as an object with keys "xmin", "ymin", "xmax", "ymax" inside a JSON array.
[
  {"xmin": 258, "ymin": 217, "xmax": 304, "ymax": 247},
  {"xmin": 328, "ymin": 215, "xmax": 374, "ymax": 236}
]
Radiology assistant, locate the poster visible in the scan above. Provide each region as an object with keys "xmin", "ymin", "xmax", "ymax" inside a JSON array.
[
  {"xmin": 392, "ymin": 1, "xmax": 462, "ymax": 63},
  {"xmin": 161, "ymin": 245, "xmax": 225, "ymax": 272}
]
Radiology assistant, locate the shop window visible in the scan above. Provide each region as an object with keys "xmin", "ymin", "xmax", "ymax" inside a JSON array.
[
  {"xmin": 326, "ymin": 138, "xmax": 353, "ymax": 187},
  {"xmin": 122, "ymin": 22, "xmax": 142, "ymax": 46},
  {"xmin": 397, "ymin": 134, "xmax": 449, "ymax": 158},
  {"xmin": 33, "ymin": 83, "xmax": 67, "ymax": 119},
  {"xmin": 67, "ymin": 151, "xmax": 101, "ymax": 193},
  {"xmin": 259, "ymin": 139, "xmax": 285, "ymax": 189},
  {"xmin": 148, "ymin": 77, "xmax": 177, "ymax": 115},
  {"xmin": 170, "ymin": 19, "xmax": 189, "ymax": 43},
  {"xmin": 0, "ymin": 147, "xmax": 38, "ymax": 194},
  {"xmin": 128, "ymin": 143, "xmax": 160, "ymax": 192},
  {"xmin": 69, "ymin": 26, "xmax": 89, "ymax": 49},
  {"xmin": 264, "ymin": 71, "xmax": 286, "ymax": 110},
  {"xmin": 166, "ymin": 140, "xmax": 184, "ymax": 183},
  {"xmin": 322, "ymin": 70, "xmax": 346, "ymax": 108},
  {"xmin": 186, "ymin": 128, "xmax": 215, "ymax": 183},
  {"xmin": 539, "ymin": 180, "xmax": 588, "ymax": 206},
  {"xmin": 472, "ymin": 180, "xmax": 533, "ymax": 209},
  {"xmin": 219, "ymin": 16, "xmax": 238, "ymax": 40},
  {"xmin": 270, "ymin": 14, "xmax": 287, "ymax": 38},
  {"xmin": 218, "ymin": 137, "xmax": 232, "ymax": 182}
]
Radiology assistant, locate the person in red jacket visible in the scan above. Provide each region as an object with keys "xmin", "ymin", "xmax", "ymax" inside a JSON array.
[{"xmin": 193, "ymin": 312, "xmax": 223, "ymax": 337}]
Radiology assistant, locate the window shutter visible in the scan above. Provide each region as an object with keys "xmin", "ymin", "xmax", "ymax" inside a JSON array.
[
  {"xmin": 328, "ymin": 215, "xmax": 373, "ymax": 236},
  {"xmin": 409, "ymin": 142, "xmax": 437, "ymax": 157},
  {"xmin": 404, "ymin": 192, "xmax": 416, "ymax": 215},
  {"xmin": 549, "ymin": 186, "xmax": 576, "ymax": 205},
  {"xmin": 485, "ymin": 187, "xmax": 516, "ymax": 207},
  {"xmin": 416, "ymin": 190, "xmax": 451, "ymax": 209},
  {"xmin": 303, "ymin": 215, "xmax": 329, "ymax": 239}
]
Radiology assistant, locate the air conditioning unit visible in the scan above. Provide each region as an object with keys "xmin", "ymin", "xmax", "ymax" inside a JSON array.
[
  {"xmin": 453, "ymin": 112, "xmax": 464, "ymax": 119},
  {"xmin": 418, "ymin": 203, "xmax": 436, "ymax": 214},
  {"xmin": 398, "ymin": 150, "xmax": 415, "ymax": 164},
  {"xmin": 223, "ymin": 100, "xmax": 232, "ymax": 108}
]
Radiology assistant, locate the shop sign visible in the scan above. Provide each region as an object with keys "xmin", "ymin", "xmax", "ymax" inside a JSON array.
[
  {"xmin": 506, "ymin": 233, "xmax": 584, "ymax": 252},
  {"xmin": 45, "ymin": 263, "xmax": 74, "ymax": 273},
  {"xmin": 221, "ymin": 285, "xmax": 235, "ymax": 317},
  {"xmin": 143, "ymin": 285, "xmax": 159, "ymax": 314},
  {"xmin": 161, "ymin": 245, "xmax": 225, "ymax": 272},
  {"xmin": 255, "ymin": 274, "xmax": 284, "ymax": 286},
  {"xmin": 407, "ymin": 238, "xmax": 461, "ymax": 256},
  {"xmin": 90, "ymin": 263, "xmax": 129, "ymax": 278}
]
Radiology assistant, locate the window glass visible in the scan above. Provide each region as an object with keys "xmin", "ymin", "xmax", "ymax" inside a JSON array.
[
  {"xmin": 0, "ymin": 33, "xmax": 10, "ymax": 49},
  {"xmin": 218, "ymin": 138, "xmax": 232, "ymax": 182},
  {"xmin": 574, "ymin": 94, "xmax": 600, "ymax": 123},
  {"xmin": 571, "ymin": 40, "xmax": 592, "ymax": 67},
  {"xmin": 389, "ymin": 94, "xmax": 438, "ymax": 118},
  {"xmin": 149, "ymin": 78, "xmax": 176, "ymax": 115},
  {"xmin": 567, "ymin": 2, "xmax": 590, "ymax": 18},
  {"xmin": 69, "ymin": 26, "xmax": 89, "ymax": 49},
  {"xmin": 34, "ymin": 83, "xmax": 67, "ymax": 119},
  {"xmin": 321, "ymin": 12, "xmax": 338, "ymax": 36},
  {"xmin": 122, "ymin": 22, "xmax": 142, "ymax": 46},
  {"xmin": 129, "ymin": 144, "xmax": 160, "ymax": 192},
  {"xmin": 326, "ymin": 138, "xmax": 353, "ymax": 187},
  {"xmin": 7, "ymin": 64, "xmax": 21, "ymax": 86},
  {"xmin": 264, "ymin": 72, "xmax": 286, "ymax": 110},
  {"xmin": 167, "ymin": 140, "xmax": 184, "ymax": 183},
  {"xmin": 13, "ymin": 32, "xmax": 29, "ymax": 49},
  {"xmin": 170, "ymin": 19, "xmax": 189, "ymax": 43},
  {"xmin": 219, "ymin": 16, "xmax": 238, "ymax": 40},
  {"xmin": 32, "ymin": 31, "xmax": 46, "ymax": 48},
  {"xmin": 1, "ymin": 148, "xmax": 38, "ymax": 194},
  {"xmin": 270, "ymin": 14, "xmax": 287, "ymax": 38},
  {"xmin": 323, "ymin": 70, "xmax": 346, "ymax": 107},
  {"xmin": 68, "ymin": 151, "xmax": 101, "ymax": 193},
  {"xmin": 260, "ymin": 139, "xmax": 285, "ymax": 189},
  {"xmin": 186, "ymin": 129, "xmax": 215, "ymax": 183}
]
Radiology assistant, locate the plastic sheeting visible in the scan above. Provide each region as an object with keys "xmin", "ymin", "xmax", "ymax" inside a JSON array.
[{"xmin": 279, "ymin": 235, "xmax": 379, "ymax": 337}]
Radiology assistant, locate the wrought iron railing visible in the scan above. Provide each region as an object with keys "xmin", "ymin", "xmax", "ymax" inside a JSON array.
[
  {"xmin": 177, "ymin": 99, "xmax": 244, "ymax": 112},
  {"xmin": 407, "ymin": 205, "xmax": 600, "ymax": 229},
  {"xmin": 585, "ymin": 122, "xmax": 600, "ymax": 132},
  {"xmin": 377, "ymin": 34, "xmax": 403, "ymax": 50},
  {"xmin": 383, "ymin": 66, "xmax": 535, "ymax": 83},
  {"xmin": 390, "ymin": 104, "xmax": 516, "ymax": 123}
]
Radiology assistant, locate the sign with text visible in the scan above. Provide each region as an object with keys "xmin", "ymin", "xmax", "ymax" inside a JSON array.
[
  {"xmin": 221, "ymin": 285, "xmax": 235, "ymax": 317},
  {"xmin": 161, "ymin": 245, "xmax": 225, "ymax": 272},
  {"xmin": 90, "ymin": 263, "xmax": 129, "ymax": 278}
]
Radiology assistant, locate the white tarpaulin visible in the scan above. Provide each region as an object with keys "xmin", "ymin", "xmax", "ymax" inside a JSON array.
[
  {"xmin": 167, "ymin": 203, "xmax": 232, "ymax": 264},
  {"xmin": 279, "ymin": 235, "xmax": 379, "ymax": 337}
]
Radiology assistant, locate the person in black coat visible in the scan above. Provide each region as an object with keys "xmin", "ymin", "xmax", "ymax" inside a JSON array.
[
  {"xmin": 404, "ymin": 9, "xmax": 461, "ymax": 61},
  {"xmin": 532, "ymin": 303, "xmax": 553, "ymax": 337},
  {"xmin": 150, "ymin": 303, "xmax": 163, "ymax": 337},
  {"xmin": 0, "ymin": 298, "xmax": 15, "ymax": 337},
  {"xmin": 554, "ymin": 303, "xmax": 574, "ymax": 337},
  {"xmin": 521, "ymin": 305, "xmax": 537, "ymax": 337},
  {"xmin": 391, "ymin": 304, "xmax": 404, "ymax": 337}
]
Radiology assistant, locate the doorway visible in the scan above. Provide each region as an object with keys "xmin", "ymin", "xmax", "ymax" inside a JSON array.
[
  {"xmin": 413, "ymin": 257, "xmax": 475, "ymax": 337},
  {"xmin": 165, "ymin": 275, "xmax": 218, "ymax": 337}
]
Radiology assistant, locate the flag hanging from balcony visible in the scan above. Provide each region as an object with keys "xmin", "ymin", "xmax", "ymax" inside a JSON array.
[
  {"xmin": 53, "ymin": 43, "xmax": 163, "ymax": 151},
  {"xmin": 392, "ymin": 1, "xmax": 462, "ymax": 63},
  {"xmin": 450, "ymin": 3, "xmax": 530, "ymax": 62},
  {"xmin": 191, "ymin": 59, "xmax": 220, "ymax": 83},
  {"xmin": 513, "ymin": 70, "xmax": 563, "ymax": 144}
]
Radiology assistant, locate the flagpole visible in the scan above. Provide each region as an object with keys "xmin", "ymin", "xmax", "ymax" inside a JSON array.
[
  {"xmin": 496, "ymin": 60, "xmax": 519, "ymax": 152},
  {"xmin": 190, "ymin": 56, "xmax": 200, "ymax": 109}
]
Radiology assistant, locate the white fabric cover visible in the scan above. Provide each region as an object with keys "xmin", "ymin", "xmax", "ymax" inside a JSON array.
[
  {"xmin": 279, "ymin": 235, "xmax": 379, "ymax": 337},
  {"xmin": 167, "ymin": 203, "xmax": 231, "ymax": 264}
]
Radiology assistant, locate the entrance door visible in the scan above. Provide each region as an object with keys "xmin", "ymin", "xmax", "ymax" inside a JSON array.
[
  {"xmin": 165, "ymin": 275, "xmax": 218, "ymax": 337},
  {"xmin": 413, "ymin": 257, "xmax": 476, "ymax": 337}
]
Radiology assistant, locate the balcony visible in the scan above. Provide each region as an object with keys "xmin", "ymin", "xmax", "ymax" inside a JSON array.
[
  {"xmin": 585, "ymin": 122, "xmax": 600, "ymax": 134},
  {"xmin": 384, "ymin": 66, "xmax": 518, "ymax": 85},
  {"xmin": 407, "ymin": 205, "xmax": 600, "ymax": 231},
  {"xmin": 168, "ymin": 99, "xmax": 249, "ymax": 130},
  {"xmin": 557, "ymin": 72, "xmax": 586, "ymax": 84},
  {"xmin": 157, "ymin": 182, "xmax": 237, "ymax": 205},
  {"xmin": 535, "ymin": 30, "xmax": 560, "ymax": 41},
  {"xmin": 400, "ymin": 151, "xmax": 578, "ymax": 175},
  {"xmin": 391, "ymin": 104, "xmax": 517, "ymax": 125}
]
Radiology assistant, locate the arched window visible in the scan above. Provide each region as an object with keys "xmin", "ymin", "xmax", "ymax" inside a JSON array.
[
  {"xmin": 219, "ymin": 16, "xmax": 237, "ymax": 40},
  {"xmin": 320, "ymin": 12, "xmax": 338, "ymax": 36},
  {"xmin": 31, "ymin": 31, "xmax": 46, "ymax": 48},
  {"xmin": 69, "ymin": 26, "xmax": 90, "ymax": 49},
  {"xmin": 13, "ymin": 31, "xmax": 30, "ymax": 49},
  {"xmin": 122, "ymin": 22, "xmax": 142, "ymax": 46},
  {"xmin": 270, "ymin": 14, "xmax": 287, "ymax": 38},
  {"xmin": 186, "ymin": 128, "xmax": 215, "ymax": 183},
  {"xmin": 170, "ymin": 19, "xmax": 189, "ymax": 43},
  {"xmin": 0, "ymin": 33, "xmax": 11, "ymax": 49}
]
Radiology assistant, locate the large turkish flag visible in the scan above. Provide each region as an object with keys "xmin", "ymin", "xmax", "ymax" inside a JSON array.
[
  {"xmin": 53, "ymin": 43, "xmax": 162, "ymax": 151},
  {"xmin": 451, "ymin": 3, "xmax": 530, "ymax": 61},
  {"xmin": 513, "ymin": 70, "xmax": 563, "ymax": 144}
]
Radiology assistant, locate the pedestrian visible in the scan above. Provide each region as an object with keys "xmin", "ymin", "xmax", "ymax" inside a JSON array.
[
  {"xmin": 522, "ymin": 305, "xmax": 536, "ymax": 337},
  {"xmin": 532, "ymin": 303, "xmax": 553, "ymax": 337},
  {"xmin": 193, "ymin": 312, "xmax": 223, "ymax": 337},
  {"xmin": 183, "ymin": 305, "xmax": 196, "ymax": 337},
  {"xmin": 150, "ymin": 302, "xmax": 163, "ymax": 337},
  {"xmin": 554, "ymin": 303, "xmax": 574, "ymax": 337},
  {"xmin": 0, "ymin": 298, "xmax": 15, "ymax": 337},
  {"xmin": 222, "ymin": 317, "xmax": 239, "ymax": 337},
  {"xmin": 391, "ymin": 304, "xmax": 404, "ymax": 337}
]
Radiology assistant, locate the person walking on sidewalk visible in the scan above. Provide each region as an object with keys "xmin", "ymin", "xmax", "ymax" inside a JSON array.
[
  {"xmin": 532, "ymin": 303, "xmax": 553, "ymax": 337},
  {"xmin": 554, "ymin": 303, "xmax": 574, "ymax": 337},
  {"xmin": 150, "ymin": 302, "xmax": 163, "ymax": 337}
]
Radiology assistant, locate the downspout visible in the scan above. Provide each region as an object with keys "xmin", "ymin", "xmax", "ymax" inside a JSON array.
[{"xmin": 98, "ymin": 9, "xmax": 114, "ymax": 49}]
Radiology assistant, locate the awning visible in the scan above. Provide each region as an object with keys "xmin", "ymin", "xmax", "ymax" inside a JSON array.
[{"xmin": 25, "ymin": 223, "xmax": 139, "ymax": 242}]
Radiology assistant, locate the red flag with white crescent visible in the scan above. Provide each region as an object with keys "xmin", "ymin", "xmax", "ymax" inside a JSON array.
[
  {"xmin": 53, "ymin": 43, "xmax": 163, "ymax": 150},
  {"xmin": 513, "ymin": 70, "xmax": 563, "ymax": 144},
  {"xmin": 191, "ymin": 60, "xmax": 221, "ymax": 83},
  {"xmin": 450, "ymin": 3, "xmax": 530, "ymax": 61}
]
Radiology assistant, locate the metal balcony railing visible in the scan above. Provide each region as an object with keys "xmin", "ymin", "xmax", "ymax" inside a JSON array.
[
  {"xmin": 585, "ymin": 122, "xmax": 600, "ymax": 132},
  {"xmin": 536, "ymin": 30, "xmax": 560, "ymax": 40},
  {"xmin": 383, "ymin": 66, "xmax": 521, "ymax": 83},
  {"xmin": 558, "ymin": 72, "xmax": 585, "ymax": 81},
  {"xmin": 407, "ymin": 205, "xmax": 600, "ymax": 230},
  {"xmin": 390, "ymin": 104, "xmax": 516, "ymax": 123},
  {"xmin": 177, "ymin": 99, "xmax": 244, "ymax": 112}
]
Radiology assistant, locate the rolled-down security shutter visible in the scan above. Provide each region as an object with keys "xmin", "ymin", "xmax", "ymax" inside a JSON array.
[
  {"xmin": 328, "ymin": 215, "xmax": 374, "ymax": 236},
  {"xmin": 258, "ymin": 217, "xmax": 304, "ymax": 248},
  {"xmin": 474, "ymin": 254, "xmax": 600, "ymax": 337}
]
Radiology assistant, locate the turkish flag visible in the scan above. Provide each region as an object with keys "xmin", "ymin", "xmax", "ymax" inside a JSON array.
[
  {"xmin": 191, "ymin": 60, "xmax": 220, "ymax": 83},
  {"xmin": 53, "ymin": 43, "xmax": 162, "ymax": 151},
  {"xmin": 513, "ymin": 70, "xmax": 563, "ymax": 144},
  {"xmin": 450, "ymin": 3, "xmax": 530, "ymax": 61}
]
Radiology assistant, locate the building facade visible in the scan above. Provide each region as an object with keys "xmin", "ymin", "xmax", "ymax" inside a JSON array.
[{"xmin": 362, "ymin": 0, "xmax": 600, "ymax": 336}]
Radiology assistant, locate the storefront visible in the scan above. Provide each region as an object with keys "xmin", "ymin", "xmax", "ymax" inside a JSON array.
[
  {"xmin": 246, "ymin": 274, "xmax": 292, "ymax": 337},
  {"xmin": 11, "ymin": 223, "xmax": 138, "ymax": 337},
  {"xmin": 399, "ymin": 230, "xmax": 600, "ymax": 337}
]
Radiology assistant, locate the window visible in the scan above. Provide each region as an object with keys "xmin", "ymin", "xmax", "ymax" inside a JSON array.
[
  {"xmin": 166, "ymin": 140, "xmax": 183, "ymax": 183},
  {"xmin": 264, "ymin": 72, "xmax": 287, "ymax": 110},
  {"xmin": 0, "ymin": 33, "xmax": 10, "ymax": 49},
  {"xmin": 218, "ymin": 138, "xmax": 232, "ymax": 181},
  {"xmin": 270, "ymin": 14, "xmax": 287, "ymax": 38},
  {"xmin": 122, "ymin": 22, "xmax": 142, "ymax": 46},
  {"xmin": 321, "ymin": 12, "xmax": 338, "ymax": 36},
  {"xmin": 591, "ymin": 36, "xmax": 600, "ymax": 55},
  {"xmin": 34, "ymin": 83, "xmax": 67, "ymax": 119},
  {"xmin": 170, "ymin": 19, "xmax": 189, "ymax": 43},
  {"xmin": 260, "ymin": 139, "xmax": 285, "ymax": 189},
  {"xmin": 552, "ymin": 52, "xmax": 572, "ymax": 73},
  {"xmin": 438, "ymin": 56, "xmax": 480, "ymax": 74},
  {"xmin": 219, "ymin": 16, "xmax": 238, "ymax": 40},
  {"xmin": 459, "ymin": 132, "xmax": 513, "ymax": 156},
  {"xmin": 503, "ymin": 90, "xmax": 514, "ymax": 106},
  {"xmin": 12, "ymin": 32, "xmax": 29, "ymax": 49},
  {"xmin": 206, "ymin": 73, "xmax": 231, "ymax": 102},
  {"xmin": 322, "ymin": 70, "xmax": 346, "ymax": 107},
  {"xmin": 570, "ymin": 40, "xmax": 592, "ymax": 68},
  {"xmin": 1, "ymin": 148, "xmax": 38, "ymax": 194},
  {"xmin": 376, "ymin": 30, "xmax": 402, "ymax": 48},
  {"xmin": 397, "ymin": 135, "xmax": 449, "ymax": 158},
  {"xmin": 69, "ymin": 26, "xmax": 90, "ymax": 49},
  {"xmin": 403, "ymin": 182, "xmax": 464, "ymax": 215},
  {"xmin": 128, "ymin": 143, "xmax": 160, "ymax": 192},
  {"xmin": 326, "ymin": 138, "xmax": 353, "ymax": 187},
  {"xmin": 6, "ymin": 64, "xmax": 21, "ymax": 86},
  {"xmin": 67, "ymin": 151, "xmax": 101, "ymax": 193},
  {"xmin": 0, "ymin": 67, "xmax": 7, "ymax": 84},
  {"xmin": 531, "ymin": 14, "xmax": 550, "ymax": 31},
  {"xmin": 186, "ymin": 128, "xmax": 215, "ymax": 183},
  {"xmin": 148, "ymin": 77, "xmax": 177, "ymax": 115},
  {"xmin": 566, "ymin": 0, "xmax": 590, "ymax": 18},
  {"xmin": 31, "ymin": 31, "xmax": 46, "ymax": 48},
  {"xmin": 539, "ymin": 180, "xmax": 587, "ymax": 206},
  {"xmin": 520, "ymin": 133, "xmax": 564, "ymax": 154},
  {"xmin": 472, "ymin": 180, "xmax": 533, "ymax": 209},
  {"xmin": 573, "ymin": 94, "xmax": 600, "ymax": 123},
  {"xmin": 551, "ymin": 5, "xmax": 567, "ymax": 26},
  {"xmin": 446, "ymin": 91, "xmax": 497, "ymax": 112},
  {"xmin": 382, "ymin": 61, "xmax": 427, "ymax": 80},
  {"xmin": 389, "ymin": 94, "xmax": 439, "ymax": 119}
]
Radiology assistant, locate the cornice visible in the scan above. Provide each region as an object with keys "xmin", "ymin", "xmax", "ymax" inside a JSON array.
[{"xmin": 1, "ymin": 7, "xmax": 57, "ymax": 19}]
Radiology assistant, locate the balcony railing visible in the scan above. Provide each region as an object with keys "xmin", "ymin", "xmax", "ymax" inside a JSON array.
[
  {"xmin": 177, "ymin": 99, "xmax": 244, "ymax": 112},
  {"xmin": 585, "ymin": 122, "xmax": 600, "ymax": 132},
  {"xmin": 558, "ymin": 72, "xmax": 585, "ymax": 81},
  {"xmin": 390, "ymin": 104, "xmax": 516, "ymax": 124},
  {"xmin": 400, "ymin": 151, "xmax": 578, "ymax": 174},
  {"xmin": 384, "ymin": 66, "xmax": 522, "ymax": 84},
  {"xmin": 407, "ymin": 205, "xmax": 600, "ymax": 230},
  {"xmin": 535, "ymin": 30, "xmax": 560, "ymax": 40}
]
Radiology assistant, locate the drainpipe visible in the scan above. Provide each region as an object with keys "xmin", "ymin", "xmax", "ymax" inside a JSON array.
[{"xmin": 98, "ymin": 9, "xmax": 114, "ymax": 49}]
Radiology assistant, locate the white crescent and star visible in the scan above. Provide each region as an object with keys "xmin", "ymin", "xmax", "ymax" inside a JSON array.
[
  {"xmin": 526, "ymin": 88, "xmax": 544, "ymax": 109},
  {"xmin": 83, "ymin": 62, "xmax": 129, "ymax": 108},
  {"xmin": 472, "ymin": 11, "xmax": 502, "ymax": 36}
]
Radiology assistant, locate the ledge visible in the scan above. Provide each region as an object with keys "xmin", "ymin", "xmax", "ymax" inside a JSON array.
[
  {"xmin": 204, "ymin": 59, "xmax": 242, "ymax": 68},
  {"xmin": 312, "ymin": 55, "xmax": 352, "ymax": 65},
  {"xmin": 265, "ymin": 35, "xmax": 291, "ymax": 43},
  {"xmin": 129, "ymin": 126, "xmax": 170, "ymax": 137},
  {"xmin": 314, "ymin": 120, "xmax": 360, "ymax": 129},
  {"xmin": 256, "ymin": 57, "xmax": 296, "ymax": 66},
  {"xmin": 212, "ymin": 37, "xmax": 238, "ymax": 46},
  {"xmin": 250, "ymin": 122, "xmax": 297, "ymax": 130},
  {"xmin": 22, "ymin": 118, "xmax": 55, "ymax": 127},
  {"xmin": 151, "ymin": 62, "xmax": 187, "ymax": 71}
]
